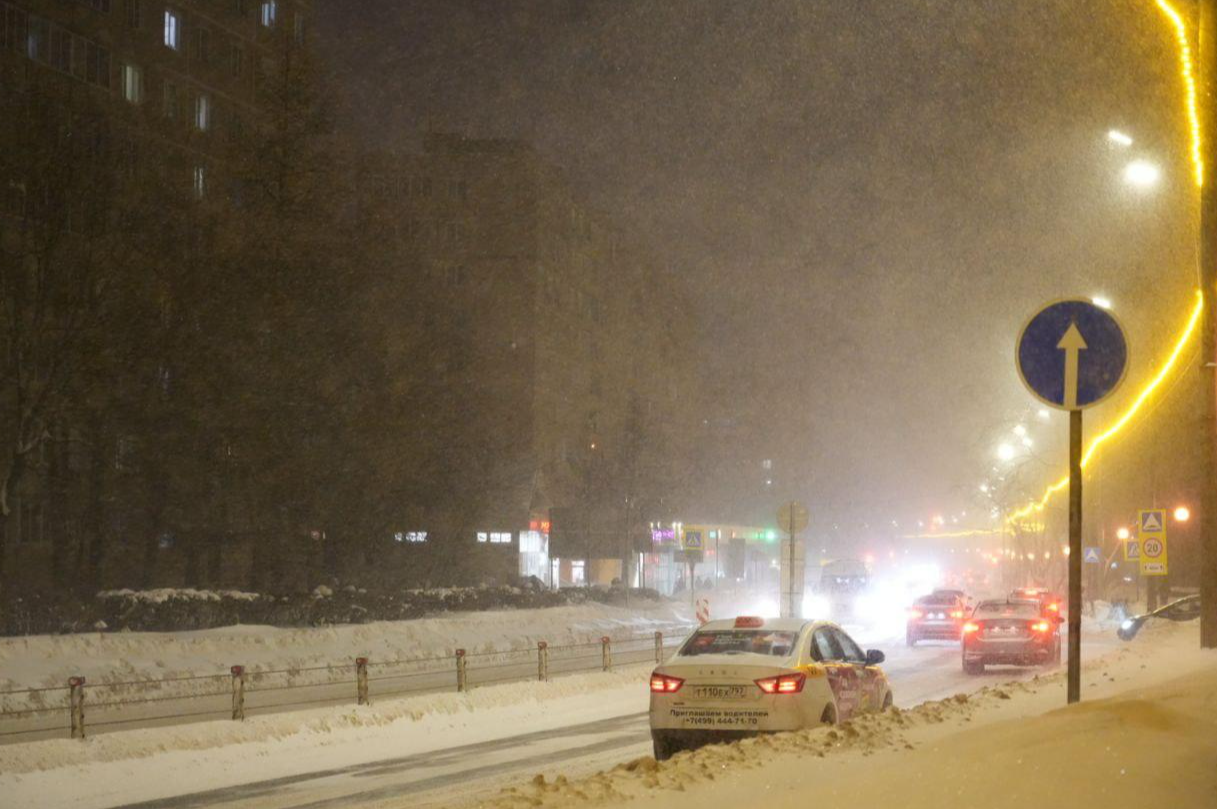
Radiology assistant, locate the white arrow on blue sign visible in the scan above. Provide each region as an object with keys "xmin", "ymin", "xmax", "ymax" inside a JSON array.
[
  {"xmin": 1016, "ymin": 300, "xmax": 1129, "ymax": 411},
  {"xmin": 1083, "ymin": 546, "xmax": 1102, "ymax": 564}
]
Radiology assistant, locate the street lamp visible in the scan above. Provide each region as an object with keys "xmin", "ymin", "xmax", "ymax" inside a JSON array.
[
  {"xmin": 1107, "ymin": 129, "xmax": 1134, "ymax": 147},
  {"xmin": 1092, "ymin": 296, "xmax": 1113, "ymax": 309},
  {"xmin": 1123, "ymin": 159, "xmax": 1161, "ymax": 188},
  {"xmin": 1117, "ymin": 526, "xmax": 1130, "ymax": 540},
  {"xmin": 1174, "ymin": 506, "xmax": 1191, "ymax": 522}
]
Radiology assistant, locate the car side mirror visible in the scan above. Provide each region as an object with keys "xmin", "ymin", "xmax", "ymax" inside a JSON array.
[{"xmin": 865, "ymin": 649, "xmax": 885, "ymax": 666}]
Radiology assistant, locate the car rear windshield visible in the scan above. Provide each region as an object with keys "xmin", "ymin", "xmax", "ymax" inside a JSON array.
[
  {"xmin": 975, "ymin": 602, "xmax": 1040, "ymax": 618},
  {"xmin": 678, "ymin": 630, "xmax": 798, "ymax": 657},
  {"xmin": 916, "ymin": 596, "xmax": 957, "ymax": 606}
]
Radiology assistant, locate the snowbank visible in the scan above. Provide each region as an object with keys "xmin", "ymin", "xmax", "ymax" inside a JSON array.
[
  {"xmin": 482, "ymin": 623, "xmax": 1217, "ymax": 809},
  {"xmin": 0, "ymin": 600, "xmax": 690, "ymax": 693}
]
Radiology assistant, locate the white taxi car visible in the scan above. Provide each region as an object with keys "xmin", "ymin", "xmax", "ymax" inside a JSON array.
[{"xmin": 649, "ymin": 616, "xmax": 892, "ymax": 759}]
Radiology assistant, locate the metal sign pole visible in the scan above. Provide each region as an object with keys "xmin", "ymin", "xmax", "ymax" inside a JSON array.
[{"xmin": 1067, "ymin": 409, "xmax": 1083, "ymax": 704}]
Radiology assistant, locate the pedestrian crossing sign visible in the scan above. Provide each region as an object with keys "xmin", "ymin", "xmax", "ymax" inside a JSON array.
[
  {"xmin": 1139, "ymin": 510, "xmax": 1165, "ymax": 534},
  {"xmin": 1123, "ymin": 540, "xmax": 1139, "ymax": 561}
]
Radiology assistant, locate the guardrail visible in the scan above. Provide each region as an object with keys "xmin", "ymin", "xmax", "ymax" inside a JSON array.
[{"xmin": 0, "ymin": 626, "xmax": 691, "ymax": 743}]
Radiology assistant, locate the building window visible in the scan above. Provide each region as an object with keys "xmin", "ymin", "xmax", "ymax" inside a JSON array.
[
  {"xmin": 192, "ymin": 27, "xmax": 209, "ymax": 63},
  {"xmin": 194, "ymin": 93, "xmax": 210, "ymax": 130},
  {"xmin": 26, "ymin": 15, "xmax": 48, "ymax": 61},
  {"xmin": 192, "ymin": 165, "xmax": 206, "ymax": 198},
  {"xmin": 84, "ymin": 40, "xmax": 110, "ymax": 87},
  {"xmin": 120, "ymin": 63, "xmax": 142, "ymax": 103},
  {"xmin": 229, "ymin": 43, "xmax": 243, "ymax": 77},
  {"xmin": 393, "ymin": 531, "xmax": 428, "ymax": 543},
  {"xmin": 124, "ymin": 0, "xmax": 140, "ymax": 28},
  {"xmin": 49, "ymin": 26, "xmax": 72, "ymax": 72},
  {"xmin": 477, "ymin": 532, "xmax": 512, "ymax": 544},
  {"xmin": 163, "ymin": 80, "xmax": 179, "ymax": 118},
  {"xmin": 260, "ymin": 1, "xmax": 276, "ymax": 27},
  {"xmin": 3, "ymin": 7, "xmax": 27, "ymax": 54},
  {"xmin": 163, "ymin": 9, "xmax": 180, "ymax": 50}
]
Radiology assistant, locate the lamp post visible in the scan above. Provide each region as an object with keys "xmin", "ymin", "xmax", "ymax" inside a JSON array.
[{"xmin": 1199, "ymin": 0, "xmax": 1217, "ymax": 649}]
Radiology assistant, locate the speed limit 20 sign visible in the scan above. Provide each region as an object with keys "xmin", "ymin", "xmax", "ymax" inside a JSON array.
[{"xmin": 1138, "ymin": 509, "xmax": 1168, "ymax": 577}]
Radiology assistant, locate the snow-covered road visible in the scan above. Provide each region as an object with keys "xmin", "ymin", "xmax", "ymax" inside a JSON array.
[{"xmin": 65, "ymin": 629, "xmax": 1121, "ymax": 809}]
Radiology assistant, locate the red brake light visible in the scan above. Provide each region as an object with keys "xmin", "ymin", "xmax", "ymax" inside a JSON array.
[
  {"xmin": 962, "ymin": 622, "xmax": 980, "ymax": 634},
  {"xmin": 734, "ymin": 616, "xmax": 765, "ymax": 628},
  {"xmin": 1046, "ymin": 602, "xmax": 1060, "ymax": 612},
  {"xmin": 650, "ymin": 673, "xmax": 684, "ymax": 693},
  {"xmin": 754, "ymin": 672, "xmax": 806, "ymax": 694},
  {"xmin": 1032, "ymin": 621, "xmax": 1051, "ymax": 633}
]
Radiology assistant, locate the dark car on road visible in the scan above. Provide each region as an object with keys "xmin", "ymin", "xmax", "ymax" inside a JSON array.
[
  {"xmin": 1010, "ymin": 587, "xmax": 1064, "ymax": 620},
  {"xmin": 1118, "ymin": 595, "xmax": 1200, "ymax": 641},
  {"xmin": 962, "ymin": 599, "xmax": 1061, "ymax": 674},
  {"xmin": 906, "ymin": 593, "xmax": 966, "ymax": 646}
]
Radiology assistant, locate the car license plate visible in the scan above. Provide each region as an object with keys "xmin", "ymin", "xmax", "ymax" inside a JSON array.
[
  {"xmin": 693, "ymin": 685, "xmax": 748, "ymax": 700},
  {"xmin": 988, "ymin": 626, "xmax": 1018, "ymax": 637}
]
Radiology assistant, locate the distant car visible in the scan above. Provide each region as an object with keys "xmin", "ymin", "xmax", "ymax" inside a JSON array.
[
  {"xmin": 906, "ymin": 593, "xmax": 967, "ymax": 646},
  {"xmin": 1010, "ymin": 588, "xmax": 1064, "ymax": 620},
  {"xmin": 931, "ymin": 588, "xmax": 973, "ymax": 609},
  {"xmin": 648, "ymin": 616, "xmax": 892, "ymax": 760},
  {"xmin": 962, "ymin": 599, "xmax": 1061, "ymax": 674},
  {"xmin": 1117, "ymin": 595, "xmax": 1200, "ymax": 641}
]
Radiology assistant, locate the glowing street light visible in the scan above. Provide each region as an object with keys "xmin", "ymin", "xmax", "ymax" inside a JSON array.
[
  {"xmin": 1174, "ymin": 506, "xmax": 1190, "ymax": 522},
  {"xmin": 997, "ymin": 443, "xmax": 1016, "ymax": 461},
  {"xmin": 1107, "ymin": 129, "xmax": 1134, "ymax": 147},
  {"xmin": 1092, "ymin": 296, "xmax": 1113, "ymax": 310},
  {"xmin": 1123, "ymin": 159, "xmax": 1161, "ymax": 188},
  {"xmin": 1117, "ymin": 527, "xmax": 1130, "ymax": 540}
]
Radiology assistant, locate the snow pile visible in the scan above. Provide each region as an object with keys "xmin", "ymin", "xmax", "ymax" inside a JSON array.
[
  {"xmin": 481, "ymin": 624, "xmax": 1217, "ymax": 809},
  {"xmin": 0, "ymin": 600, "xmax": 691, "ymax": 692},
  {"xmin": 0, "ymin": 663, "xmax": 655, "ymax": 777},
  {"xmin": 97, "ymin": 588, "xmax": 263, "ymax": 603}
]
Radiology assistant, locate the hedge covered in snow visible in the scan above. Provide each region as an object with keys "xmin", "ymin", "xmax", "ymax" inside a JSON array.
[{"xmin": 0, "ymin": 583, "xmax": 664, "ymax": 636}]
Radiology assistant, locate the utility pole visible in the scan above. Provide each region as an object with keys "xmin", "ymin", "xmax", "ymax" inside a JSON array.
[{"xmin": 1199, "ymin": 0, "xmax": 1217, "ymax": 650}]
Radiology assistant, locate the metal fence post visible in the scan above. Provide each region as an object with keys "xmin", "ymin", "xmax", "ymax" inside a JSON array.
[
  {"xmin": 654, "ymin": 631, "xmax": 664, "ymax": 664},
  {"xmin": 355, "ymin": 657, "xmax": 369, "ymax": 705},
  {"xmin": 68, "ymin": 676, "xmax": 85, "ymax": 740},
  {"xmin": 537, "ymin": 641, "xmax": 548, "ymax": 681},
  {"xmin": 455, "ymin": 649, "xmax": 467, "ymax": 692},
  {"xmin": 230, "ymin": 665, "xmax": 245, "ymax": 721},
  {"xmin": 601, "ymin": 636, "xmax": 612, "ymax": 671}
]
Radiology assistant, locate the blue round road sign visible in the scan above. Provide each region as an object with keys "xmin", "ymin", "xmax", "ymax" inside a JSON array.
[{"xmin": 1016, "ymin": 300, "xmax": 1128, "ymax": 411}]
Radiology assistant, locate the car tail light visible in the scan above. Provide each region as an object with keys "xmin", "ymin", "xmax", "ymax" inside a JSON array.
[
  {"xmin": 950, "ymin": 610, "xmax": 964, "ymax": 619},
  {"xmin": 755, "ymin": 672, "xmax": 806, "ymax": 694},
  {"xmin": 650, "ymin": 673, "xmax": 684, "ymax": 693},
  {"xmin": 962, "ymin": 622, "xmax": 980, "ymax": 634},
  {"xmin": 1031, "ymin": 621, "xmax": 1051, "ymax": 633},
  {"xmin": 1046, "ymin": 602, "xmax": 1060, "ymax": 613},
  {"xmin": 907, "ymin": 609, "xmax": 924, "ymax": 619}
]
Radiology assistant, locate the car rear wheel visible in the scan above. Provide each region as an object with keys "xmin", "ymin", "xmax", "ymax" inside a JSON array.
[
  {"xmin": 906, "ymin": 630, "xmax": 917, "ymax": 648},
  {"xmin": 652, "ymin": 734, "xmax": 678, "ymax": 762},
  {"xmin": 962, "ymin": 658, "xmax": 985, "ymax": 675},
  {"xmin": 820, "ymin": 703, "xmax": 838, "ymax": 725},
  {"xmin": 881, "ymin": 691, "xmax": 893, "ymax": 711}
]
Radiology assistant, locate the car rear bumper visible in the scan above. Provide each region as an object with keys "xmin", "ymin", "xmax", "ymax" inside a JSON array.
[
  {"xmin": 652, "ymin": 728, "xmax": 764, "ymax": 747},
  {"xmin": 909, "ymin": 621, "xmax": 961, "ymax": 639},
  {"xmin": 963, "ymin": 638, "xmax": 1054, "ymax": 664}
]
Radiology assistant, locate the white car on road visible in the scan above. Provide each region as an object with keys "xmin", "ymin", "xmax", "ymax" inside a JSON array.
[{"xmin": 649, "ymin": 616, "xmax": 892, "ymax": 760}]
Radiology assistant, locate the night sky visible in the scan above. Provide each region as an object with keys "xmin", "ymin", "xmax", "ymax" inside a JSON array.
[{"xmin": 318, "ymin": 0, "xmax": 1199, "ymax": 530}]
